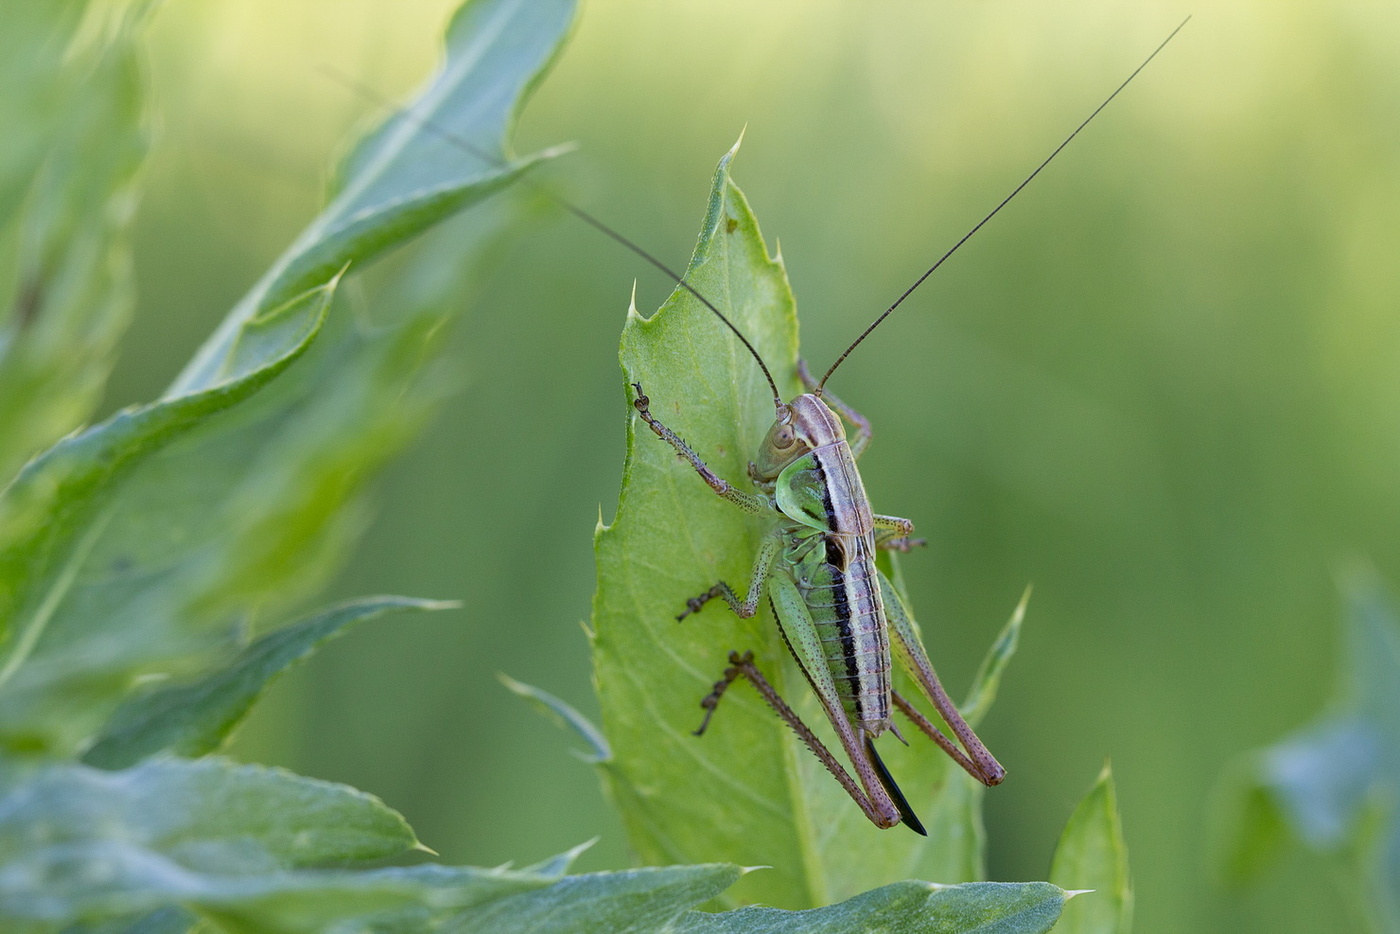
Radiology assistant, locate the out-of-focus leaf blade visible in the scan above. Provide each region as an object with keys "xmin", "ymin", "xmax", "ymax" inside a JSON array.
[
  {"xmin": 83, "ymin": 597, "xmax": 454, "ymax": 770},
  {"xmin": 171, "ymin": 0, "xmax": 578, "ymax": 395},
  {"xmin": 1049, "ymin": 764, "xmax": 1132, "ymax": 934},
  {"xmin": 592, "ymin": 140, "xmax": 1018, "ymax": 907},
  {"xmin": 0, "ymin": 2, "xmax": 154, "ymax": 477},
  {"xmin": 499, "ymin": 673, "xmax": 611, "ymax": 763},
  {"xmin": 962, "ymin": 587, "xmax": 1028, "ymax": 727},
  {"xmin": 1217, "ymin": 573, "xmax": 1400, "ymax": 928},
  {"xmin": 0, "ymin": 0, "xmax": 579, "ymax": 759},
  {"xmin": 0, "ymin": 279, "xmax": 334, "ymax": 754},
  {"xmin": 64, "ymin": 906, "xmax": 199, "ymax": 934}
]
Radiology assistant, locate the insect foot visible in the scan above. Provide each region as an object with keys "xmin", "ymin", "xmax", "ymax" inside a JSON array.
[
  {"xmin": 693, "ymin": 651, "xmax": 751, "ymax": 736},
  {"xmin": 677, "ymin": 583, "xmax": 726, "ymax": 621}
]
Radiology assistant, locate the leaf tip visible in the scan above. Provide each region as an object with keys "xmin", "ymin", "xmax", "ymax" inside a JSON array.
[{"xmin": 1064, "ymin": 888, "xmax": 1096, "ymax": 899}]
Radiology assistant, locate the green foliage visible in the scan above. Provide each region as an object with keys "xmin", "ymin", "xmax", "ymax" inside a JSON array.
[
  {"xmin": 0, "ymin": 0, "xmax": 1137, "ymax": 931},
  {"xmin": 1050, "ymin": 765, "xmax": 1132, "ymax": 934},
  {"xmin": 83, "ymin": 597, "xmax": 455, "ymax": 769},
  {"xmin": 1219, "ymin": 573, "xmax": 1400, "ymax": 931},
  {"xmin": 0, "ymin": 1, "xmax": 155, "ymax": 480}
]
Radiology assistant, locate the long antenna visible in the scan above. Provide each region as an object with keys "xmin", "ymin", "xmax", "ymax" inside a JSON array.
[
  {"xmin": 817, "ymin": 16, "xmax": 1190, "ymax": 391},
  {"xmin": 319, "ymin": 66, "xmax": 784, "ymax": 407}
]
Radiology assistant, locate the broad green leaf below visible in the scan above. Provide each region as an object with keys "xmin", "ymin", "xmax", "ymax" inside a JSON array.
[
  {"xmin": 0, "ymin": 757, "xmax": 420, "ymax": 926},
  {"xmin": 591, "ymin": 140, "xmax": 1025, "ymax": 908}
]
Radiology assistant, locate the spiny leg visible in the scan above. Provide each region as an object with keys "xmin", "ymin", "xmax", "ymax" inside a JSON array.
[
  {"xmin": 677, "ymin": 528, "xmax": 783, "ymax": 621},
  {"xmin": 797, "ymin": 358, "xmax": 871, "ymax": 458},
  {"xmin": 891, "ymin": 688, "xmax": 985, "ymax": 780},
  {"xmin": 631, "ymin": 383, "xmax": 769, "ymax": 515},
  {"xmin": 877, "ymin": 571, "xmax": 1006, "ymax": 786},
  {"xmin": 693, "ymin": 650, "xmax": 906, "ymax": 830}
]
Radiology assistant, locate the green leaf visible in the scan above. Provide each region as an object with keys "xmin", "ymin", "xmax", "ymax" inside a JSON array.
[
  {"xmin": 672, "ymin": 881, "xmax": 1066, "ymax": 934},
  {"xmin": 82, "ymin": 597, "xmax": 455, "ymax": 770},
  {"xmin": 0, "ymin": 2, "xmax": 155, "ymax": 478},
  {"xmin": 448, "ymin": 869, "xmax": 1063, "ymax": 934},
  {"xmin": 499, "ymin": 674, "xmax": 611, "ymax": 763},
  {"xmin": 1217, "ymin": 572, "xmax": 1400, "ymax": 927},
  {"xmin": 0, "ymin": 0, "xmax": 580, "ymax": 759},
  {"xmin": 0, "ymin": 279, "xmax": 335, "ymax": 754},
  {"xmin": 62, "ymin": 906, "xmax": 199, "ymax": 934},
  {"xmin": 170, "ymin": 0, "xmax": 578, "ymax": 395},
  {"xmin": 591, "ymin": 140, "xmax": 1021, "ymax": 908},
  {"xmin": 1049, "ymin": 764, "xmax": 1132, "ymax": 934},
  {"xmin": 0, "ymin": 758, "xmax": 420, "ymax": 926}
]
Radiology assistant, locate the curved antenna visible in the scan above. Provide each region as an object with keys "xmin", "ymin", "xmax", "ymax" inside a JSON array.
[
  {"xmin": 817, "ymin": 16, "xmax": 1190, "ymax": 392},
  {"xmin": 319, "ymin": 66, "xmax": 783, "ymax": 407}
]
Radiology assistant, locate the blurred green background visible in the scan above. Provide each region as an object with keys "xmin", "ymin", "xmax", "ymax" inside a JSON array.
[{"xmin": 102, "ymin": 1, "xmax": 1400, "ymax": 930}]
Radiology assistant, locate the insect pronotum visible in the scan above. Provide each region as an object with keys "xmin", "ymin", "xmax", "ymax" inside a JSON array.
[{"xmin": 330, "ymin": 16, "xmax": 1186, "ymax": 834}]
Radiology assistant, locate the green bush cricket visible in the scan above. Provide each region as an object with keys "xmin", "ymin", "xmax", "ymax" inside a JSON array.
[
  {"xmin": 622, "ymin": 21, "xmax": 1187, "ymax": 834},
  {"xmin": 327, "ymin": 16, "xmax": 1186, "ymax": 835}
]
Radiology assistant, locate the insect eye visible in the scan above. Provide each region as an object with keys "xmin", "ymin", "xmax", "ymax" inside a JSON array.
[{"xmin": 773, "ymin": 427, "xmax": 795, "ymax": 448}]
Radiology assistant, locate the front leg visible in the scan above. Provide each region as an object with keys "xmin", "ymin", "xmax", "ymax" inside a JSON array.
[
  {"xmin": 632, "ymin": 383, "xmax": 769, "ymax": 515},
  {"xmin": 677, "ymin": 526, "xmax": 783, "ymax": 621}
]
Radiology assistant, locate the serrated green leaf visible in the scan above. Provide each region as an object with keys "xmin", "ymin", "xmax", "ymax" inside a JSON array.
[
  {"xmin": 440, "ymin": 864, "xmax": 741, "ymax": 934},
  {"xmin": 591, "ymin": 141, "xmax": 1018, "ymax": 907},
  {"xmin": 83, "ymin": 597, "xmax": 454, "ymax": 770},
  {"xmin": 0, "ymin": 1, "xmax": 154, "ymax": 477},
  {"xmin": 1217, "ymin": 572, "xmax": 1400, "ymax": 928},
  {"xmin": 0, "ymin": 758, "xmax": 420, "ymax": 926},
  {"xmin": 171, "ymin": 0, "xmax": 578, "ymax": 395},
  {"xmin": 673, "ymin": 881, "xmax": 1066, "ymax": 934},
  {"xmin": 1049, "ymin": 764, "xmax": 1132, "ymax": 934}
]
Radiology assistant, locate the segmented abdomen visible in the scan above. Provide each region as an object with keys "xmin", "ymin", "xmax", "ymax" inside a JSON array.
[{"xmin": 796, "ymin": 534, "xmax": 892, "ymax": 735}]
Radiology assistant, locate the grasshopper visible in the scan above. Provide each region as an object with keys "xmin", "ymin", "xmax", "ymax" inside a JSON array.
[
  {"xmin": 327, "ymin": 15, "xmax": 1185, "ymax": 834},
  {"xmin": 622, "ymin": 23, "xmax": 1187, "ymax": 834}
]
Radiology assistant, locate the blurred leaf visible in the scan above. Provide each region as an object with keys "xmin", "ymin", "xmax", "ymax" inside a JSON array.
[
  {"xmin": 592, "ymin": 140, "xmax": 1021, "ymax": 907},
  {"xmin": 83, "ymin": 597, "xmax": 454, "ymax": 769},
  {"xmin": 0, "ymin": 279, "xmax": 334, "ymax": 754},
  {"xmin": 0, "ymin": 758, "xmax": 420, "ymax": 927},
  {"xmin": 171, "ymin": 0, "xmax": 577, "ymax": 394},
  {"xmin": 962, "ymin": 587, "xmax": 1028, "ymax": 727},
  {"xmin": 1218, "ymin": 573, "xmax": 1400, "ymax": 928},
  {"xmin": 1049, "ymin": 764, "xmax": 1132, "ymax": 934},
  {"xmin": 498, "ymin": 674, "xmax": 611, "ymax": 763},
  {"xmin": 0, "ymin": 0, "xmax": 579, "ymax": 758},
  {"xmin": 0, "ymin": 1, "xmax": 155, "ymax": 477},
  {"xmin": 63, "ymin": 906, "xmax": 199, "ymax": 934}
]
